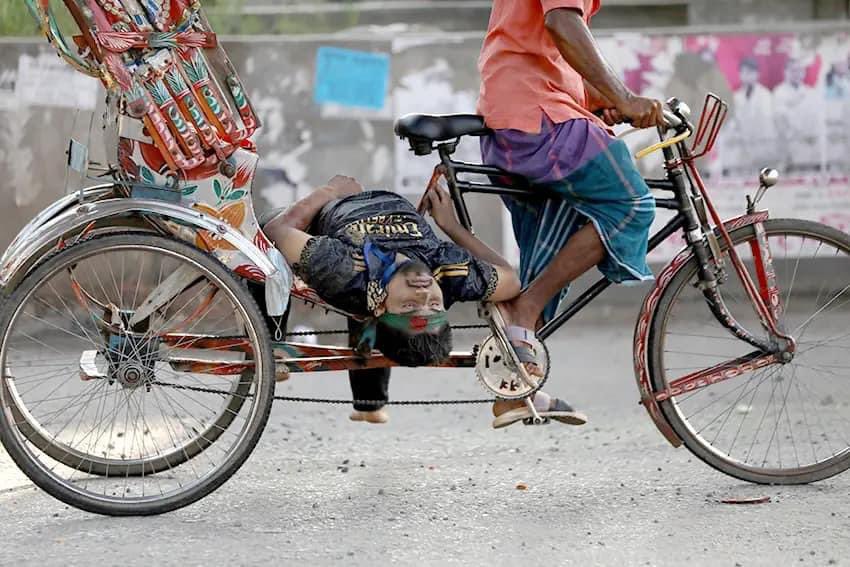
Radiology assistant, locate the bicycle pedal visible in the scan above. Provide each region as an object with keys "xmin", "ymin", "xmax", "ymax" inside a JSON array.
[{"xmin": 522, "ymin": 416, "xmax": 550, "ymax": 426}]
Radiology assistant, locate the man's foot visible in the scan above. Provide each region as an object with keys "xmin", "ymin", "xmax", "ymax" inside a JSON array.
[
  {"xmin": 503, "ymin": 325, "xmax": 546, "ymax": 378},
  {"xmin": 492, "ymin": 391, "xmax": 587, "ymax": 429},
  {"xmin": 276, "ymin": 367, "xmax": 290, "ymax": 382},
  {"xmin": 495, "ymin": 297, "xmax": 540, "ymax": 333},
  {"xmin": 349, "ymin": 408, "xmax": 390, "ymax": 424}
]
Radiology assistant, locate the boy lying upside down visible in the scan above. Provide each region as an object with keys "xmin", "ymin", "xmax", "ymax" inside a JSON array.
[{"xmin": 263, "ymin": 175, "xmax": 586, "ymax": 429}]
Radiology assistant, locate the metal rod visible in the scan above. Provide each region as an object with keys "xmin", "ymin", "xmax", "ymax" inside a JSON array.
[
  {"xmin": 449, "ymin": 161, "xmax": 505, "ymax": 174},
  {"xmin": 457, "ymin": 182, "xmax": 542, "ymax": 199},
  {"xmin": 655, "ymin": 198, "xmax": 680, "ymax": 210},
  {"xmin": 450, "ymin": 160, "xmax": 528, "ymax": 184},
  {"xmin": 646, "ymin": 179, "xmax": 676, "ymax": 191},
  {"xmin": 440, "ymin": 149, "xmax": 474, "ymax": 231},
  {"xmin": 538, "ymin": 277, "xmax": 612, "ymax": 340}
]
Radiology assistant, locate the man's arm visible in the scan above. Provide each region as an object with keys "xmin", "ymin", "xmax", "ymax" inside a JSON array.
[
  {"xmin": 544, "ymin": 8, "xmax": 664, "ymax": 129},
  {"xmin": 584, "ymin": 80, "xmax": 611, "ymax": 113}
]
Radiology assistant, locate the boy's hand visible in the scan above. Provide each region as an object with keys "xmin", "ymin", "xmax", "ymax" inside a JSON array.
[
  {"xmin": 423, "ymin": 184, "xmax": 461, "ymax": 234},
  {"xmin": 325, "ymin": 175, "xmax": 363, "ymax": 199}
]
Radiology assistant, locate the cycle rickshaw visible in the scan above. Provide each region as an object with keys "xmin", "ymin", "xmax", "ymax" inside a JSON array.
[{"xmin": 2, "ymin": 0, "xmax": 848, "ymax": 516}]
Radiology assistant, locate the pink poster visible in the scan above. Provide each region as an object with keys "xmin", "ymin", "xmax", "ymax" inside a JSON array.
[{"xmin": 599, "ymin": 30, "xmax": 850, "ymax": 260}]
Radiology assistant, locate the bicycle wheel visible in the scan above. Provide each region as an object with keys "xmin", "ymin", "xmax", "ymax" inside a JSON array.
[
  {"xmin": 0, "ymin": 233, "xmax": 275, "ymax": 515},
  {"xmin": 648, "ymin": 219, "xmax": 850, "ymax": 484},
  {"xmin": 5, "ymin": 226, "xmax": 254, "ymax": 478}
]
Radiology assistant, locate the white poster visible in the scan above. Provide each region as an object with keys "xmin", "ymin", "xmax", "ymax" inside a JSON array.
[
  {"xmin": 0, "ymin": 68, "xmax": 17, "ymax": 110},
  {"xmin": 15, "ymin": 53, "xmax": 100, "ymax": 111},
  {"xmin": 392, "ymin": 57, "xmax": 480, "ymax": 195}
]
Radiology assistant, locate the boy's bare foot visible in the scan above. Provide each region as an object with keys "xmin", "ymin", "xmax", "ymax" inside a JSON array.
[{"xmin": 349, "ymin": 408, "xmax": 389, "ymax": 424}]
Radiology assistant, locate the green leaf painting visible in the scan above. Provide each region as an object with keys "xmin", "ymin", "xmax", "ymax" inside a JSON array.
[{"xmin": 140, "ymin": 166, "xmax": 155, "ymax": 185}]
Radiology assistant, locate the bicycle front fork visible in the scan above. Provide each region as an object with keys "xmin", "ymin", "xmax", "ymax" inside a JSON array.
[{"xmin": 691, "ymin": 219, "xmax": 795, "ymax": 359}]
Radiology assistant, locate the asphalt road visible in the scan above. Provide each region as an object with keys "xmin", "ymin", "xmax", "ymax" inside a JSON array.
[{"xmin": 1, "ymin": 312, "xmax": 848, "ymax": 566}]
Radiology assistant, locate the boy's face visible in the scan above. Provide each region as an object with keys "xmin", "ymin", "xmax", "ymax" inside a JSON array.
[{"xmin": 382, "ymin": 260, "xmax": 446, "ymax": 317}]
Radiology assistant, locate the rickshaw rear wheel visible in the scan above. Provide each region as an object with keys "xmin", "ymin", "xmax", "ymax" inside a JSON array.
[{"xmin": 0, "ymin": 233, "xmax": 275, "ymax": 515}]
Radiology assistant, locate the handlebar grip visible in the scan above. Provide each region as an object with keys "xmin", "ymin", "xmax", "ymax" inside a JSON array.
[{"xmin": 662, "ymin": 110, "xmax": 683, "ymax": 129}]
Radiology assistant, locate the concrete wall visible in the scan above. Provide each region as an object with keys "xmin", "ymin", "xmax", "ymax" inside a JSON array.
[
  {"xmin": 689, "ymin": 0, "xmax": 849, "ymax": 24},
  {"xmin": 226, "ymin": 1, "xmax": 849, "ymax": 32},
  {"xmin": 1, "ymin": 19, "xmax": 849, "ymax": 253},
  {"xmin": 0, "ymin": 36, "xmax": 511, "ymax": 252}
]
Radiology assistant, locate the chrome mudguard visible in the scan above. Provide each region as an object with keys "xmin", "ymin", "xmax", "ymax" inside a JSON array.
[
  {"xmin": 0, "ymin": 184, "xmax": 118, "ymax": 274},
  {"xmin": 0, "ymin": 196, "xmax": 291, "ymax": 315}
]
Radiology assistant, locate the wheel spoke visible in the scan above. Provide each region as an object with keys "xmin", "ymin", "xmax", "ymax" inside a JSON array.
[
  {"xmin": 0, "ymin": 235, "xmax": 271, "ymax": 515},
  {"xmin": 653, "ymin": 222, "xmax": 850, "ymax": 483}
]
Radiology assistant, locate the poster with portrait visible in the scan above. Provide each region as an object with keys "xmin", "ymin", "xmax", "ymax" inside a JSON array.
[{"xmin": 597, "ymin": 30, "xmax": 850, "ymax": 260}]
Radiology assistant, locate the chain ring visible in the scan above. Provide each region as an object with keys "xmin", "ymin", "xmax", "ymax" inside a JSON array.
[{"xmin": 474, "ymin": 334, "xmax": 549, "ymax": 400}]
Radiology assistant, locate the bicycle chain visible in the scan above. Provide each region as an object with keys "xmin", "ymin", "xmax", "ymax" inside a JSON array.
[
  {"xmin": 262, "ymin": 323, "xmax": 494, "ymax": 404},
  {"xmin": 282, "ymin": 323, "xmax": 489, "ymax": 338},
  {"xmin": 105, "ymin": 325, "xmax": 494, "ymax": 406},
  {"xmin": 150, "ymin": 380, "xmax": 496, "ymax": 406}
]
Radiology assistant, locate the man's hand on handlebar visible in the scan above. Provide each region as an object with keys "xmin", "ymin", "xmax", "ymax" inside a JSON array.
[{"xmin": 610, "ymin": 94, "xmax": 666, "ymax": 129}]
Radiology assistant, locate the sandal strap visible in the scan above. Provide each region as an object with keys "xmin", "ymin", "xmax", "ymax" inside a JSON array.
[
  {"xmin": 547, "ymin": 398, "xmax": 577, "ymax": 413},
  {"xmin": 511, "ymin": 343, "xmax": 540, "ymax": 364},
  {"xmin": 503, "ymin": 325, "xmax": 543, "ymax": 364},
  {"xmin": 505, "ymin": 325, "xmax": 536, "ymax": 343}
]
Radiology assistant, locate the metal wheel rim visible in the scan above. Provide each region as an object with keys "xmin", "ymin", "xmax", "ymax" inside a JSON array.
[
  {"xmin": 0, "ymin": 239, "xmax": 267, "ymax": 505},
  {"xmin": 657, "ymin": 223, "xmax": 850, "ymax": 479}
]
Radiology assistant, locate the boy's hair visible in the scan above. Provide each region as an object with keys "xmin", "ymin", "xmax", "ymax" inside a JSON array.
[{"xmin": 374, "ymin": 321, "xmax": 452, "ymax": 367}]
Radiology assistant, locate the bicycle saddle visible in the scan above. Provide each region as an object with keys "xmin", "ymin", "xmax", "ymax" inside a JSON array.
[
  {"xmin": 394, "ymin": 114, "xmax": 491, "ymax": 156},
  {"xmin": 395, "ymin": 113, "xmax": 490, "ymax": 144}
]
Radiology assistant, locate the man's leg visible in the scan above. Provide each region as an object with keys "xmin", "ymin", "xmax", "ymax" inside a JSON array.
[
  {"xmin": 482, "ymin": 118, "xmax": 653, "ymax": 331},
  {"xmin": 486, "ymin": 128, "xmax": 654, "ymax": 427},
  {"xmin": 347, "ymin": 318, "xmax": 390, "ymax": 423},
  {"xmin": 496, "ymin": 135, "xmax": 655, "ymax": 331},
  {"xmin": 499, "ymin": 223, "xmax": 605, "ymax": 330}
]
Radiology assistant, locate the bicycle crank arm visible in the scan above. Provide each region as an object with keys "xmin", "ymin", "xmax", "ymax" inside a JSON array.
[{"xmin": 481, "ymin": 303, "xmax": 542, "ymax": 392}]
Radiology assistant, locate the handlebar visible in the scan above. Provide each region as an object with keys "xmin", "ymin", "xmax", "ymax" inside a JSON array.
[
  {"xmin": 595, "ymin": 98, "xmax": 693, "ymax": 160},
  {"xmin": 593, "ymin": 106, "xmax": 684, "ymax": 130},
  {"xmin": 662, "ymin": 109, "xmax": 683, "ymax": 130}
]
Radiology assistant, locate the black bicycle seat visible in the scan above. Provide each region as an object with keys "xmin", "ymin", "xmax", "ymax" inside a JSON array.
[{"xmin": 394, "ymin": 114, "xmax": 491, "ymax": 142}]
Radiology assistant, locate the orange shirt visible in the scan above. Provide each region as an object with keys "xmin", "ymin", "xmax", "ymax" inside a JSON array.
[{"xmin": 477, "ymin": 0, "xmax": 606, "ymax": 134}]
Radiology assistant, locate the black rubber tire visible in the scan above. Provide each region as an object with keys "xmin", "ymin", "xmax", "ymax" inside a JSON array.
[
  {"xmin": 5, "ymin": 371, "xmax": 252, "ymax": 478},
  {"xmin": 647, "ymin": 219, "xmax": 850, "ymax": 485},
  {"xmin": 0, "ymin": 233, "xmax": 276, "ymax": 515},
  {"xmin": 3, "ymin": 227, "xmax": 252, "ymax": 477}
]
